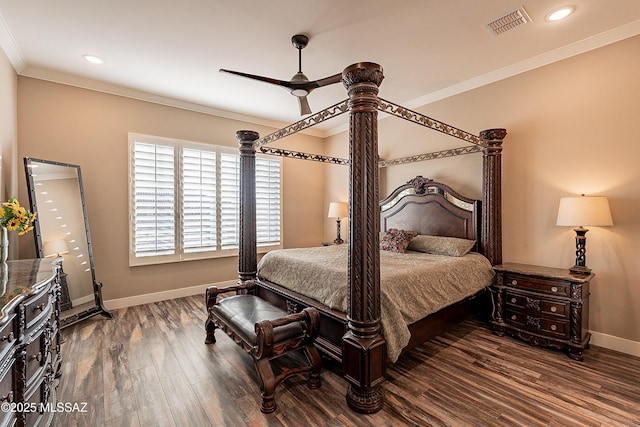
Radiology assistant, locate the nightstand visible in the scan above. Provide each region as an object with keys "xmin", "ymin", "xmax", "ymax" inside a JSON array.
[
  {"xmin": 322, "ymin": 242, "xmax": 343, "ymax": 246},
  {"xmin": 491, "ymin": 263, "xmax": 593, "ymax": 361}
]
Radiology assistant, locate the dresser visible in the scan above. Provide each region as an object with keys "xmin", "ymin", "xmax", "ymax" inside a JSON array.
[
  {"xmin": 491, "ymin": 262, "xmax": 592, "ymax": 361},
  {"xmin": 0, "ymin": 259, "xmax": 62, "ymax": 427}
]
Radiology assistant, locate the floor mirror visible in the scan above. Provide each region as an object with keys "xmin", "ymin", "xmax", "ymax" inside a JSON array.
[{"xmin": 24, "ymin": 157, "xmax": 112, "ymax": 327}]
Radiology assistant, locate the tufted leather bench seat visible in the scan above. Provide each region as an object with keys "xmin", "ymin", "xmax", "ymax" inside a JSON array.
[{"xmin": 205, "ymin": 281, "xmax": 322, "ymax": 413}]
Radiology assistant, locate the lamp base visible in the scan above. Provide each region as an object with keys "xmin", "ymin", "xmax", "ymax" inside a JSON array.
[
  {"xmin": 569, "ymin": 226, "xmax": 591, "ymax": 275},
  {"xmin": 334, "ymin": 218, "xmax": 343, "ymax": 245}
]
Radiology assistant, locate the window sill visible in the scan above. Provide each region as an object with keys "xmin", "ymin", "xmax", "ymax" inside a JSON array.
[{"xmin": 129, "ymin": 244, "xmax": 282, "ymax": 267}]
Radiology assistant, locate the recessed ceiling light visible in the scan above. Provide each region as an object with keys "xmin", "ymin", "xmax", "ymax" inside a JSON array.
[
  {"xmin": 546, "ymin": 6, "xmax": 575, "ymax": 22},
  {"xmin": 83, "ymin": 54, "xmax": 103, "ymax": 64}
]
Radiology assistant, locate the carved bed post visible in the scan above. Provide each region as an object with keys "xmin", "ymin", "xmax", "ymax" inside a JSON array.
[
  {"xmin": 480, "ymin": 128, "xmax": 506, "ymax": 266},
  {"xmin": 237, "ymin": 130, "xmax": 259, "ymax": 283},
  {"xmin": 342, "ymin": 62, "xmax": 386, "ymax": 414}
]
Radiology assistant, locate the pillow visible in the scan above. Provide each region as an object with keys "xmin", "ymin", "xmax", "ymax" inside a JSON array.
[
  {"xmin": 407, "ymin": 235, "xmax": 476, "ymax": 257},
  {"xmin": 380, "ymin": 229, "xmax": 418, "ymax": 253}
]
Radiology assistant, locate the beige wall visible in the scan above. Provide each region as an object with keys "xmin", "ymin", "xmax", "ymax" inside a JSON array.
[
  {"xmin": 0, "ymin": 48, "xmax": 19, "ymax": 258},
  {"xmin": 326, "ymin": 35, "xmax": 640, "ymax": 345},
  {"xmin": 17, "ymin": 78, "xmax": 326, "ymax": 300},
  {"xmin": 0, "ymin": 47, "xmax": 16, "ymax": 200}
]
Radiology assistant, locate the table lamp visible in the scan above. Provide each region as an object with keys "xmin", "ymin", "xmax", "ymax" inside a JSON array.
[
  {"xmin": 44, "ymin": 239, "xmax": 70, "ymax": 258},
  {"xmin": 327, "ymin": 202, "xmax": 348, "ymax": 244},
  {"xmin": 556, "ymin": 195, "xmax": 613, "ymax": 274}
]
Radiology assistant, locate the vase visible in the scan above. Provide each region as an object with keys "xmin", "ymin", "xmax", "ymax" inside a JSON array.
[{"xmin": 0, "ymin": 226, "xmax": 7, "ymax": 263}]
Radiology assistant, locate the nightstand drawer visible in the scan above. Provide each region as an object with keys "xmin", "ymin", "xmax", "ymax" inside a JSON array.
[
  {"xmin": 504, "ymin": 273, "xmax": 570, "ymax": 297},
  {"xmin": 505, "ymin": 291, "xmax": 569, "ymax": 318},
  {"xmin": 505, "ymin": 309, "xmax": 570, "ymax": 339}
]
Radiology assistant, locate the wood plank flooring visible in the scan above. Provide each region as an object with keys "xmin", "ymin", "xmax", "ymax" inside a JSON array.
[{"xmin": 55, "ymin": 295, "xmax": 640, "ymax": 426}]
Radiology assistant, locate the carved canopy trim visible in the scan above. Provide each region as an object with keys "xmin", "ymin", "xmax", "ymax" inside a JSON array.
[
  {"xmin": 258, "ymin": 146, "xmax": 349, "ymax": 165},
  {"xmin": 378, "ymin": 98, "xmax": 486, "ymax": 147},
  {"xmin": 253, "ymin": 97, "xmax": 486, "ymax": 166},
  {"xmin": 260, "ymin": 145, "xmax": 482, "ymax": 166},
  {"xmin": 378, "ymin": 145, "xmax": 481, "ymax": 168},
  {"xmin": 256, "ymin": 100, "xmax": 349, "ymax": 147}
]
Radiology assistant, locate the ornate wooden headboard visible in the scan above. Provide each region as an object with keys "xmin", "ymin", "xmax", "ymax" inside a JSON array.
[{"xmin": 379, "ymin": 176, "xmax": 482, "ymax": 249}]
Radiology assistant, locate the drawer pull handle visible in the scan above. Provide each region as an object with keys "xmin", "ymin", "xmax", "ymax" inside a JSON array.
[
  {"xmin": 510, "ymin": 298, "xmax": 517, "ymax": 303},
  {"xmin": 511, "ymin": 315, "xmax": 517, "ymax": 320},
  {"xmin": 550, "ymin": 325, "xmax": 557, "ymax": 331},
  {"xmin": 550, "ymin": 306, "xmax": 557, "ymax": 313},
  {"xmin": 30, "ymin": 352, "xmax": 42, "ymax": 362},
  {"xmin": 1, "ymin": 332, "xmax": 14, "ymax": 342},
  {"xmin": 511, "ymin": 280, "xmax": 518, "ymax": 285},
  {"xmin": 33, "ymin": 303, "xmax": 46, "ymax": 312},
  {"xmin": 0, "ymin": 391, "xmax": 13, "ymax": 403},
  {"xmin": 551, "ymin": 287, "xmax": 558, "ymax": 293}
]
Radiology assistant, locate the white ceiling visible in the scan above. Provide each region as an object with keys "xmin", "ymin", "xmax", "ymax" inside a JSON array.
[{"xmin": 1, "ymin": 1, "xmax": 639, "ymax": 136}]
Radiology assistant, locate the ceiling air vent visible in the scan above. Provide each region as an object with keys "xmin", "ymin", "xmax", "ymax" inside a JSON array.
[{"xmin": 487, "ymin": 6, "xmax": 532, "ymax": 35}]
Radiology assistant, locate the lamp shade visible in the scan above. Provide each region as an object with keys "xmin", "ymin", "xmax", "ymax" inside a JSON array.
[
  {"xmin": 327, "ymin": 202, "xmax": 348, "ymax": 218},
  {"xmin": 556, "ymin": 196, "xmax": 613, "ymax": 227},
  {"xmin": 44, "ymin": 239, "xmax": 70, "ymax": 257}
]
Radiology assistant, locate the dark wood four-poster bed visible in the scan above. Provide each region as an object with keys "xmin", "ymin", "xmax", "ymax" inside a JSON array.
[{"xmin": 205, "ymin": 62, "xmax": 506, "ymax": 414}]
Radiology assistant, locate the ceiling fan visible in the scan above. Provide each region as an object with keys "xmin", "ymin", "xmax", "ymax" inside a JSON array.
[{"xmin": 220, "ymin": 34, "xmax": 342, "ymax": 116}]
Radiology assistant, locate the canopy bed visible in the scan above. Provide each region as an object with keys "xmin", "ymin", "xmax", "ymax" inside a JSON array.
[{"xmin": 206, "ymin": 62, "xmax": 506, "ymax": 413}]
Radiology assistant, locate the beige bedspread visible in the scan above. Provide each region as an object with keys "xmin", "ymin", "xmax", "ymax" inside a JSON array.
[{"xmin": 256, "ymin": 245, "xmax": 494, "ymax": 362}]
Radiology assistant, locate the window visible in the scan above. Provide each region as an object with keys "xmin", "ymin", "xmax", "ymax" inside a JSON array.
[{"xmin": 129, "ymin": 133, "xmax": 281, "ymax": 266}]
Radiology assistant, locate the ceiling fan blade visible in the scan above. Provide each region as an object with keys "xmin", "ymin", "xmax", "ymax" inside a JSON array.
[
  {"xmin": 221, "ymin": 36, "xmax": 339, "ymax": 117},
  {"xmin": 219, "ymin": 69, "xmax": 287, "ymax": 87},
  {"xmin": 298, "ymin": 96, "xmax": 311, "ymax": 116},
  {"xmin": 313, "ymin": 73, "xmax": 342, "ymax": 88}
]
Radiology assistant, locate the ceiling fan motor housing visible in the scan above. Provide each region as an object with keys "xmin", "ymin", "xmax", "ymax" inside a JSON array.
[{"xmin": 291, "ymin": 34, "xmax": 309, "ymax": 49}]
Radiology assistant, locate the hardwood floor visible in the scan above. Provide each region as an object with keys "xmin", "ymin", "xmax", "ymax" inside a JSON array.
[{"xmin": 55, "ymin": 295, "xmax": 640, "ymax": 426}]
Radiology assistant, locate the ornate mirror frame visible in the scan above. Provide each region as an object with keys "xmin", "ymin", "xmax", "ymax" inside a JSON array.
[{"xmin": 24, "ymin": 157, "xmax": 112, "ymax": 327}]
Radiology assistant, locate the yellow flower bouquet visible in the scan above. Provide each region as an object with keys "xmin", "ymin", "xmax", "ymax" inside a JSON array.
[{"xmin": 1, "ymin": 197, "xmax": 37, "ymax": 235}]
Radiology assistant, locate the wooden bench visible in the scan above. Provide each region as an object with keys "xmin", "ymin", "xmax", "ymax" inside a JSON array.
[{"xmin": 204, "ymin": 281, "xmax": 322, "ymax": 413}]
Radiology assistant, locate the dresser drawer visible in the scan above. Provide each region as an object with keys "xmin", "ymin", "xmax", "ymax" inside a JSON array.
[
  {"xmin": 0, "ymin": 314, "xmax": 17, "ymax": 360},
  {"xmin": 0, "ymin": 355, "xmax": 16, "ymax": 427},
  {"xmin": 505, "ymin": 291, "xmax": 570, "ymax": 318},
  {"xmin": 25, "ymin": 376, "xmax": 49, "ymax": 427},
  {"xmin": 505, "ymin": 309, "xmax": 570, "ymax": 339},
  {"xmin": 504, "ymin": 273, "xmax": 570, "ymax": 297},
  {"xmin": 25, "ymin": 328, "xmax": 47, "ymax": 389},
  {"xmin": 24, "ymin": 288, "xmax": 54, "ymax": 331}
]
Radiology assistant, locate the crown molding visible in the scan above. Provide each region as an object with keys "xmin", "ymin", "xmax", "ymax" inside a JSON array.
[{"xmin": 0, "ymin": 12, "xmax": 25, "ymax": 72}]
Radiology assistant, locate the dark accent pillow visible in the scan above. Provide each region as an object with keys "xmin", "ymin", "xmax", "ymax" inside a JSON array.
[
  {"xmin": 407, "ymin": 235, "xmax": 476, "ymax": 257},
  {"xmin": 380, "ymin": 229, "xmax": 418, "ymax": 253}
]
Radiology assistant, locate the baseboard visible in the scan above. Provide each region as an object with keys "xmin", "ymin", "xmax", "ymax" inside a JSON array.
[
  {"xmin": 103, "ymin": 279, "xmax": 237, "ymax": 310},
  {"xmin": 590, "ymin": 331, "xmax": 640, "ymax": 358}
]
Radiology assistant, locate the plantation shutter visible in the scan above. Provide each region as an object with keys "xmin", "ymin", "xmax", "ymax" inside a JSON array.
[
  {"xmin": 255, "ymin": 157, "xmax": 281, "ymax": 246},
  {"xmin": 182, "ymin": 148, "xmax": 217, "ymax": 253},
  {"xmin": 219, "ymin": 151, "xmax": 240, "ymax": 249},
  {"xmin": 130, "ymin": 133, "xmax": 282, "ymax": 265},
  {"xmin": 132, "ymin": 142, "xmax": 176, "ymax": 257}
]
